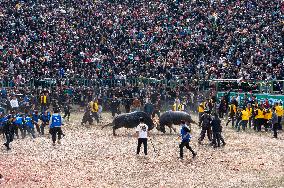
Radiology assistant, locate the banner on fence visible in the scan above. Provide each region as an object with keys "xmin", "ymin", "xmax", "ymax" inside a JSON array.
[{"xmin": 217, "ymin": 92, "xmax": 284, "ymax": 105}]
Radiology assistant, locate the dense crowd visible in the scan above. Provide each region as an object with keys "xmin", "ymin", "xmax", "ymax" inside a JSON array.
[
  {"xmin": 0, "ymin": 0, "xmax": 283, "ymax": 152},
  {"xmin": 0, "ymin": 0, "xmax": 283, "ymax": 88},
  {"xmin": 0, "ymin": 82, "xmax": 204, "ymax": 114}
]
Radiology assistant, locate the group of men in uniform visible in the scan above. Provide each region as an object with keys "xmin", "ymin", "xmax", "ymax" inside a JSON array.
[
  {"xmin": 226, "ymin": 101, "xmax": 283, "ymax": 138},
  {"xmin": 1, "ymin": 108, "xmax": 65, "ymax": 150},
  {"xmin": 198, "ymin": 97, "xmax": 283, "ymax": 139},
  {"xmin": 172, "ymin": 97, "xmax": 194, "ymax": 112}
]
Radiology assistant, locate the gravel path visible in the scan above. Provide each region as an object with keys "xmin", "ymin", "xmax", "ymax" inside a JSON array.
[{"xmin": 0, "ymin": 113, "xmax": 283, "ymax": 188}]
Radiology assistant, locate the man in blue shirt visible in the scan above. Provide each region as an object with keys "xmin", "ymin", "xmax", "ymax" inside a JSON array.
[
  {"xmin": 14, "ymin": 113, "xmax": 24, "ymax": 139},
  {"xmin": 50, "ymin": 109, "xmax": 64, "ymax": 146},
  {"xmin": 179, "ymin": 120, "xmax": 197, "ymax": 160},
  {"xmin": 40, "ymin": 110, "xmax": 51, "ymax": 135},
  {"xmin": 24, "ymin": 113, "xmax": 36, "ymax": 139}
]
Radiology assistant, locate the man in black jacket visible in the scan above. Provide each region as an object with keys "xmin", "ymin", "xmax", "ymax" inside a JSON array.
[
  {"xmin": 218, "ymin": 96, "xmax": 227, "ymax": 118},
  {"xmin": 211, "ymin": 114, "xmax": 226, "ymax": 148},
  {"xmin": 110, "ymin": 96, "xmax": 120, "ymax": 118},
  {"xmin": 63, "ymin": 102, "xmax": 71, "ymax": 121},
  {"xmin": 198, "ymin": 110, "xmax": 212, "ymax": 144},
  {"xmin": 3, "ymin": 115, "xmax": 15, "ymax": 150},
  {"xmin": 124, "ymin": 96, "xmax": 132, "ymax": 113}
]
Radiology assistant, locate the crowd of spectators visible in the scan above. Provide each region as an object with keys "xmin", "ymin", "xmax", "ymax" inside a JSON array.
[
  {"xmin": 0, "ymin": 0, "xmax": 283, "ymax": 88},
  {"xmin": 0, "ymin": 83, "xmax": 203, "ymax": 114}
]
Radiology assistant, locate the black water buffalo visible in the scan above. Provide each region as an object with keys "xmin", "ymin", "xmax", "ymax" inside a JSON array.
[
  {"xmin": 157, "ymin": 111, "xmax": 196, "ymax": 133},
  {"xmin": 103, "ymin": 111, "xmax": 155, "ymax": 136}
]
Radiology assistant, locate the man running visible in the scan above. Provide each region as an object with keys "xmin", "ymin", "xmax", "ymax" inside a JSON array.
[{"xmin": 179, "ymin": 120, "xmax": 197, "ymax": 159}]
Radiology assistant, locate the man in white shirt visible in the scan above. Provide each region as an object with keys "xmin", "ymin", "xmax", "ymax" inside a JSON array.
[
  {"xmin": 10, "ymin": 95, "xmax": 19, "ymax": 111},
  {"xmin": 136, "ymin": 117, "xmax": 149, "ymax": 155}
]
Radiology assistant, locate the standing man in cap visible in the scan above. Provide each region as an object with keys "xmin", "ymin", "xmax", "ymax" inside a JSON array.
[{"xmin": 135, "ymin": 117, "xmax": 149, "ymax": 156}]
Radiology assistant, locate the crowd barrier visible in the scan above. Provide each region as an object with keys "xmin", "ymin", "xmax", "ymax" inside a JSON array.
[
  {"xmin": 0, "ymin": 78, "xmax": 184, "ymax": 89},
  {"xmin": 1, "ymin": 78, "xmax": 284, "ymax": 94}
]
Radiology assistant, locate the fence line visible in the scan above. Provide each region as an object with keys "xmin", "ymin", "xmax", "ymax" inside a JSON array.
[{"xmin": 1, "ymin": 78, "xmax": 284, "ymax": 94}]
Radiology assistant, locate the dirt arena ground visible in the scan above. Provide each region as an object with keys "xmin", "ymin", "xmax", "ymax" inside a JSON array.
[{"xmin": 0, "ymin": 112, "xmax": 283, "ymax": 188}]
